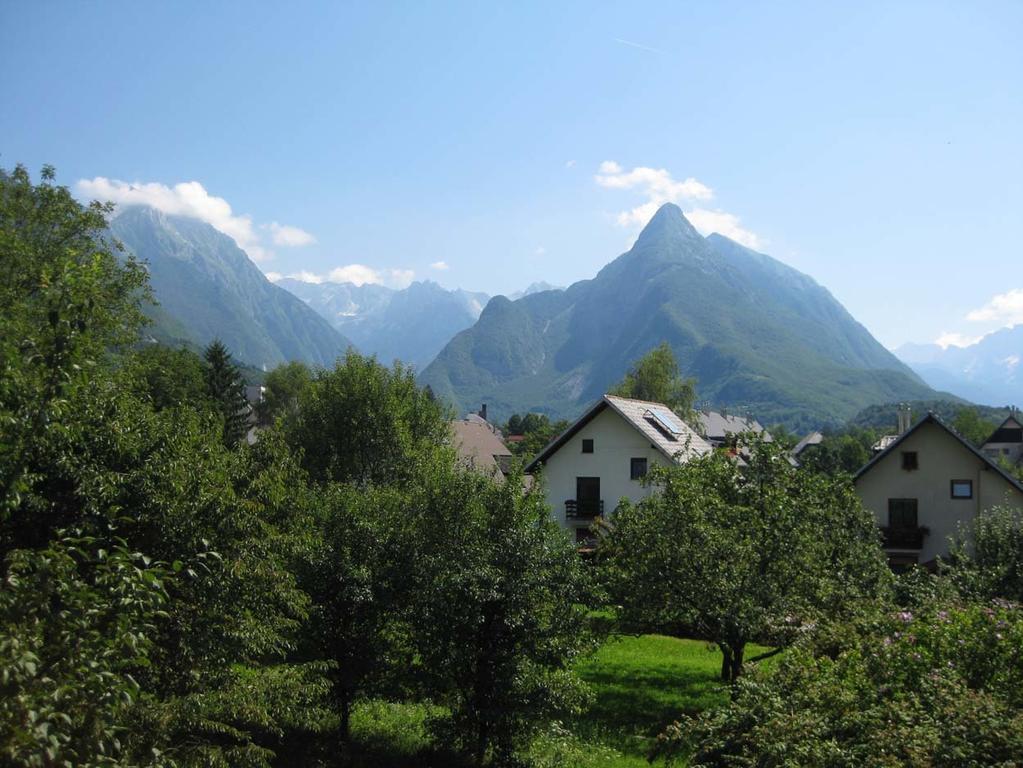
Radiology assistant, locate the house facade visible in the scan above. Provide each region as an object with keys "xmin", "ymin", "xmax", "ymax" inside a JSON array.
[
  {"xmin": 526, "ymin": 395, "xmax": 712, "ymax": 544},
  {"xmin": 854, "ymin": 413, "xmax": 1023, "ymax": 568},
  {"xmin": 982, "ymin": 413, "xmax": 1023, "ymax": 467}
]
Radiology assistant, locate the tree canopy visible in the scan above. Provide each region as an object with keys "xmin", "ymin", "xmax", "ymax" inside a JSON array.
[{"xmin": 610, "ymin": 342, "xmax": 697, "ymax": 422}]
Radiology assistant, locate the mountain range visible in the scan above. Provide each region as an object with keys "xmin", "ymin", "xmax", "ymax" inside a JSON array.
[
  {"xmin": 111, "ymin": 206, "xmax": 352, "ymax": 369},
  {"xmin": 420, "ymin": 203, "xmax": 939, "ymax": 430},
  {"xmin": 896, "ymin": 326, "xmax": 1022, "ymax": 407},
  {"xmin": 277, "ymin": 278, "xmax": 488, "ymax": 368}
]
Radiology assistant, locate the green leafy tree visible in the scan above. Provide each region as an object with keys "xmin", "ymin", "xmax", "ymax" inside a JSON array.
[
  {"xmin": 610, "ymin": 342, "xmax": 697, "ymax": 423},
  {"xmin": 503, "ymin": 412, "xmax": 570, "ymax": 458},
  {"xmin": 0, "ymin": 535, "xmax": 170, "ymax": 767},
  {"xmin": 0, "ymin": 164, "xmax": 148, "ymax": 519},
  {"xmin": 655, "ymin": 599, "xmax": 1023, "ymax": 766},
  {"xmin": 799, "ymin": 428, "xmax": 876, "ymax": 475},
  {"xmin": 203, "ymin": 339, "xmax": 250, "ymax": 446},
  {"xmin": 952, "ymin": 406, "xmax": 1000, "ymax": 447},
  {"xmin": 257, "ymin": 360, "xmax": 313, "ymax": 427},
  {"xmin": 947, "ymin": 505, "xmax": 1023, "ymax": 601},
  {"xmin": 285, "ymin": 351, "xmax": 452, "ymax": 486},
  {"xmin": 603, "ymin": 437, "xmax": 890, "ymax": 682},
  {"xmin": 124, "ymin": 344, "xmax": 211, "ymax": 412},
  {"xmin": 409, "ymin": 466, "xmax": 592, "ymax": 766},
  {"xmin": 301, "ymin": 483, "xmax": 411, "ymax": 746}
]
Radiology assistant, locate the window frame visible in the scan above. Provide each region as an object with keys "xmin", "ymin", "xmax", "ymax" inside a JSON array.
[
  {"xmin": 581, "ymin": 438, "xmax": 594, "ymax": 454},
  {"xmin": 901, "ymin": 451, "xmax": 919, "ymax": 471},
  {"xmin": 630, "ymin": 457, "xmax": 648, "ymax": 481},
  {"xmin": 950, "ymin": 479, "xmax": 973, "ymax": 499}
]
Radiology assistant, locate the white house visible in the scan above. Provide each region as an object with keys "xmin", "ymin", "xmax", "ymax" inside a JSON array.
[
  {"xmin": 854, "ymin": 413, "xmax": 1023, "ymax": 569},
  {"xmin": 525, "ymin": 395, "xmax": 712, "ymax": 544}
]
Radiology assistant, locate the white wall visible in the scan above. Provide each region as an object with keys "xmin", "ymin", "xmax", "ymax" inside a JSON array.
[
  {"xmin": 538, "ymin": 406, "xmax": 672, "ymax": 538},
  {"xmin": 856, "ymin": 420, "xmax": 1023, "ymax": 564}
]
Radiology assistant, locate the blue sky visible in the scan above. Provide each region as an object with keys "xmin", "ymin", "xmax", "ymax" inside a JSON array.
[{"xmin": 2, "ymin": 1, "xmax": 1021, "ymax": 349}]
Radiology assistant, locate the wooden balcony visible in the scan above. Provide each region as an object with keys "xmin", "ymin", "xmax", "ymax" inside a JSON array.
[
  {"xmin": 565, "ymin": 499, "xmax": 604, "ymax": 519},
  {"xmin": 881, "ymin": 525, "xmax": 929, "ymax": 550}
]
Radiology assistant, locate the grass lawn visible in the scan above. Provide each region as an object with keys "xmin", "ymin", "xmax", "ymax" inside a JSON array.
[{"xmin": 344, "ymin": 633, "xmax": 774, "ymax": 767}]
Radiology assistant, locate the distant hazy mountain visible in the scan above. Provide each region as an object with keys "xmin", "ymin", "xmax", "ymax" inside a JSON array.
[
  {"xmin": 420, "ymin": 203, "xmax": 938, "ymax": 430},
  {"xmin": 111, "ymin": 206, "xmax": 352, "ymax": 369},
  {"xmin": 896, "ymin": 326, "xmax": 1023, "ymax": 406},
  {"xmin": 508, "ymin": 281, "xmax": 563, "ymax": 300},
  {"xmin": 277, "ymin": 278, "xmax": 488, "ymax": 368}
]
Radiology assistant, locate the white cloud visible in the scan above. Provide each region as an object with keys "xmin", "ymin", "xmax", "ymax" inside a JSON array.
[
  {"xmin": 934, "ymin": 332, "xmax": 983, "ymax": 349},
  {"xmin": 264, "ymin": 271, "xmax": 283, "ymax": 282},
  {"xmin": 594, "ymin": 161, "xmax": 761, "ymax": 249},
  {"xmin": 535, "ymin": 246, "xmax": 546, "ymax": 256},
  {"xmin": 76, "ymin": 176, "xmax": 314, "ymax": 263},
  {"xmin": 285, "ymin": 264, "xmax": 415, "ymax": 289},
  {"xmin": 430, "ymin": 260, "xmax": 450, "ymax": 271},
  {"xmin": 966, "ymin": 288, "xmax": 1023, "ymax": 326},
  {"xmin": 565, "ymin": 160, "xmax": 576, "ymax": 169},
  {"xmin": 268, "ymin": 222, "xmax": 316, "ymax": 247}
]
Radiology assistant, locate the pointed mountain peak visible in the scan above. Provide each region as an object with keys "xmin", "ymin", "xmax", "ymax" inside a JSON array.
[{"xmin": 634, "ymin": 203, "xmax": 703, "ymax": 249}]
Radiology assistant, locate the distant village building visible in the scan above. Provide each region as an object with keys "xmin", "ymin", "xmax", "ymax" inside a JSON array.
[
  {"xmin": 694, "ymin": 410, "xmax": 772, "ymax": 448},
  {"xmin": 526, "ymin": 395, "xmax": 712, "ymax": 545},
  {"xmin": 451, "ymin": 406, "xmax": 513, "ymax": 479},
  {"xmin": 982, "ymin": 412, "xmax": 1023, "ymax": 467},
  {"xmin": 854, "ymin": 412, "xmax": 1023, "ymax": 569},
  {"xmin": 790, "ymin": 431, "xmax": 824, "ymax": 464}
]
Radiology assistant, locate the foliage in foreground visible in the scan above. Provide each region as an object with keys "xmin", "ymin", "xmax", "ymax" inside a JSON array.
[{"xmin": 655, "ymin": 597, "xmax": 1023, "ymax": 767}]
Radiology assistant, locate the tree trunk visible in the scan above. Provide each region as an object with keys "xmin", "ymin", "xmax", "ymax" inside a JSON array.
[
  {"xmin": 718, "ymin": 643, "xmax": 733, "ymax": 682},
  {"xmin": 339, "ymin": 696, "xmax": 352, "ymax": 743},
  {"xmin": 730, "ymin": 643, "xmax": 745, "ymax": 682}
]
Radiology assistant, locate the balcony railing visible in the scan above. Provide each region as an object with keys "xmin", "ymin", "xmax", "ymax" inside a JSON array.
[
  {"xmin": 881, "ymin": 526, "xmax": 929, "ymax": 549},
  {"xmin": 565, "ymin": 499, "xmax": 604, "ymax": 519}
]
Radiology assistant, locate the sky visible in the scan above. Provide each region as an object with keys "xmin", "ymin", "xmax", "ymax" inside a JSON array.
[{"xmin": 2, "ymin": 1, "xmax": 1022, "ymax": 350}]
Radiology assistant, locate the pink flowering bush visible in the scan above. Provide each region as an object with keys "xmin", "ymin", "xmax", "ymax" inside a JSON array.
[{"xmin": 654, "ymin": 599, "xmax": 1023, "ymax": 767}]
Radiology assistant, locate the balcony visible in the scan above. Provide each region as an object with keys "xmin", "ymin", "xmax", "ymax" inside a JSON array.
[
  {"xmin": 565, "ymin": 499, "xmax": 604, "ymax": 519},
  {"xmin": 881, "ymin": 525, "xmax": 929, "ymax": 549}
]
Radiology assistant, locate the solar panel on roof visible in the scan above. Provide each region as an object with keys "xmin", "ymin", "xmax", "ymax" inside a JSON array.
[{"xmin": 647, "ymin": 407, "xmax": 682, "ymax": 437}]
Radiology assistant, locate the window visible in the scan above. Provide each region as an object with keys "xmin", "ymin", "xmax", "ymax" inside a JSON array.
[
  {"xmin": 888, "ymin": 498, "xmax": 918, "ymax": 529},
  {"xmin": 901, "ymin": 451, "xmax": 919, "ymax": 471},
  {"xmin": 581, "ymin": 438, "xmax": 594, "ymax": 453},
  {"xmin": 951, "ymin": 480, "xmax": 973, "ymax": 499},
  {"xmin": 575, "ymin": 527, "xmax": 595, "ymax": 545},
  {"xmin": 630, "ymin": 457, "xmax": 648, "ymax": 480}
]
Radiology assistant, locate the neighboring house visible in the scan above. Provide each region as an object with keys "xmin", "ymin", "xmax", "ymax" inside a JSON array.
[
  {"xmin": 451, "ymin": 413, "xmax": 513, "ymax": 479},
  {"xmin": 525, "ymin": 395, "xmax": 712, "ymax": 544},
  {"xmin": 854, "ymin": 413, "xmax": 1023, "ymax": 569},
  {"xmin": 244, "ymin": 384, "xmax": 265, "ymax": 446},
  {"xmin": 791, "ymin": 431, "xmax": 823, "ymax": 464},
  {"xmin": 982, "ymin": 412, "xmax": 1023, "ymax": 467},
  {"xmin": 694, "ymin": 410, "xmax": 772, "ymax": 447}
]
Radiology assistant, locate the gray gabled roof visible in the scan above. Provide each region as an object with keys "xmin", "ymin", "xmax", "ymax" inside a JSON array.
[
  {"xmin": 853, "ymin": 412, "xmax": 1023, "ymax": 494},
  {"xmin": 696, "ymin": 410, "xmax": 771, "ymax": 442},
  {"xmin": 525, "ymin": 395, "xmax": 712, "ymax": 472}
]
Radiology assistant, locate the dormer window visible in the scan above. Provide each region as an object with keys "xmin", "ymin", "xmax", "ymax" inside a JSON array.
[{"xmin": 901, "ymin": 451, "xmax": 918, "ymax": 471}]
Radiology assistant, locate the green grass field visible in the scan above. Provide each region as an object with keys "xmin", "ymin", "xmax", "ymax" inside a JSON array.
[{"xmin": 345, "ymin": 633, "xmax": 773, "ymax": 767}]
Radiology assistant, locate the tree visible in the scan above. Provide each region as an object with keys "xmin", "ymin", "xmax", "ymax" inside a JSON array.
[
  {"xmin": 502, "ymin": 412, "xmax": 570, "ymax": 458},
  {"xmin": 257, "ymin": 360, "xmax": 313, "ymax": 426},
  {"xmin": 203, "ymin": 339, "xmax": 250, "ymax": 446},
  {"xmin": 301, "ymin": 483, "xmax": 411, "ymax": 745},
  {"xmin": 654, "ymin": 599, "xmax": 1023, "ymax": 766},
  {"xmin": 947, "ymin": 505, "xmax": 1023, "ymax": 601},
  {"xmin": 0, "ymin": 535, "xmax": 170, "ymax": 767},
  {"xmin": 602, "ymin": 436, "xmax": 890, "ymax": 682},
  {"xmin": 410, "ymin": 466, "xmax": 592, "ymax": 766},
  {"xmin": 799, "ymin": 429, "xmax": 875, "ymax": 475},
  {"xmin": 952, "ymin": 406, "xmax": 1000, "ymax": 447},
  {"xmin": 284, "ymin": 351, "xmax": 452, "ymax": 486},
  {"xmin": 124, "ymin": 344, "xmax": 211, "ymax": 412},
  {"xmin": 610, "ymin": 342, "xmax": 696, "ymax": 423},
  {"xmin": 0, "ymin": 164, "xmax": 148, "ymax": 518}
]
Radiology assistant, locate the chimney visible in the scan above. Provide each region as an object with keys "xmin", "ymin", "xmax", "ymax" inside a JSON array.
[
  {"xmin": 897, "ymin": 404, "xmax": 912, "ymax": 435},
  {"xmin": 479, "ymin": 403, "xmax": 488, "ymax": 422}
]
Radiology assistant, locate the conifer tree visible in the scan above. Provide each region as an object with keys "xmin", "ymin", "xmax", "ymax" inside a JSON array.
[{"xmin": 203, "ymin": 339, "xmax": 249, "ymax": 445}]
